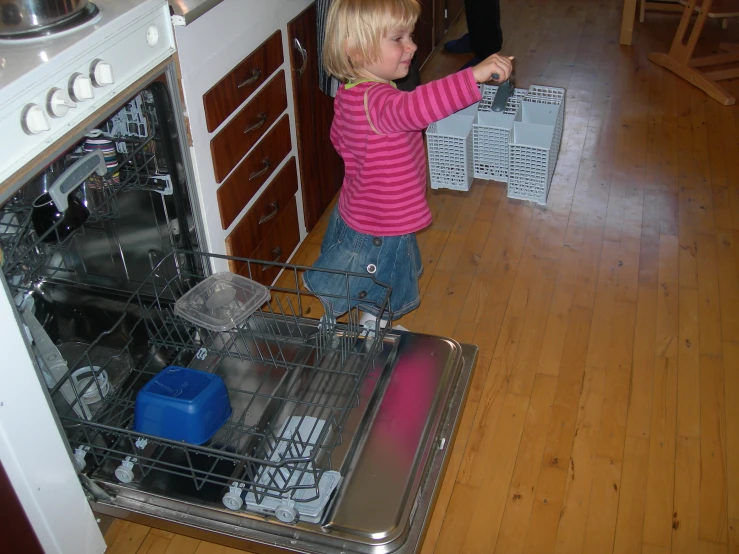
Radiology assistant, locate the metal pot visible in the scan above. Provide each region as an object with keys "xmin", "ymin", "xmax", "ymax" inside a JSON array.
[{"xmin": 0, "ymin": 0, "xmax": 89, "ymax": 37}]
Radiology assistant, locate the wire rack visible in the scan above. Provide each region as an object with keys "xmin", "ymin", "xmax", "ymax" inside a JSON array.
[
  {"xmin": 0, "ymin": 101, "xmax": 168, "ymax": 296},
  {"xmin": 53, "ymin": 251, "xmax": 391, "ymax": 507}
]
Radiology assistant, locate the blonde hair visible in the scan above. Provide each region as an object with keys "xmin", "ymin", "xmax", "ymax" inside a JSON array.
[{"xmin": 323, "ymin": 0, "xmax": 421, "ymax": 82}]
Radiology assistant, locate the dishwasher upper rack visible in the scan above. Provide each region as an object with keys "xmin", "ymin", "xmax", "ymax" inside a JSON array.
[
  {"xmin": 0, "ymin": 104, "xmax": 166, "ymax": 296},
  {"xmin": 56, "ymin": 250, "xmax": 392, "ymax": 505}
]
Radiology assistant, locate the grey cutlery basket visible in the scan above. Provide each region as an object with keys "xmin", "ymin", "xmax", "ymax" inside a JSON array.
[{"xmin": 427, "ymin": 84, "xmax": 565, "ymax": 204}]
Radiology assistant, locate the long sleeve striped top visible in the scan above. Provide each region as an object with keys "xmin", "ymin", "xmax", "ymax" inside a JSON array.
[{"xmin": 333, "ymin": 68, "xmax": 482, "ymax": 236}]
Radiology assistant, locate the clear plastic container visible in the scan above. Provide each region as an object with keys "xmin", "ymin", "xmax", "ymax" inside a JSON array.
[{"xmin": 174, "ymin": 272, "xmax": 270, "ymax": 332}]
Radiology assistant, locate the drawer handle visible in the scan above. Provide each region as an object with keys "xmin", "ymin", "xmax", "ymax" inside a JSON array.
[
  {"xmin": 261, "ymin": 247, "xmax": 282, "ymax": 270},
  {"xmin": 258, "ymin": 201, "xmax": 279, "ymax": 224},
  {"xmin": 249, "ymin": 158, "xmax": 271, "ymax": 181},
  {"xmin": 293, "ymin": 37, "xmax": 307, "ymax": 78},
  {"xmin": 237, "ymin": 67, "xmax": 261, "ymax": 89},
  {"xmin": 244, "ymin": 112, "xmax": 267, "ymax": 134}
]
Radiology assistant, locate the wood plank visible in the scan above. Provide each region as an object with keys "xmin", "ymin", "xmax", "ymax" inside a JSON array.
[
  {"xmin": 104, "ymin": 519, "xmax": 127, "ymax": 547},
  {"xmin": 697, "ymin": 233, "xmax": 725, "ymax": 357},
  {"xmin": 420, "ymin": 333, "xmax": 488, "ymax": 554},
  {"xmin": 553, "ymin": 367, "xmax": 607, "ymax": 554},
  {"xmin": 626, "ymin": 286, "xmax": 658, "ymax": 440},
  {"xmin": 715, "ymin": 230, "xmax": 739, "ymax": 343},
  {"xmin": 508, "ymin": 256, "xmax": 560, "ymax": 396},
  {"xmin": 459, "ymin": 393, "xmax": 531, "ymax": 554},
  {"xmin": 432, "ymin": 483, "xmax": 480, "ymax": 554},
  {"xmin": 678, "ymin": 287, "xmax": 702, "ymax": 439},
  {"xmin": 726, "ymin": 342, "xmax": 739, "ymax": 522},
  {"xmin": 698, "ymin": 540, "xmax": 730, "ymax": 554},
  {"xmin": 700, "ymin": 355, "xmax": 729, "ymax": 544},
  {"xmin": 729, "ymin": 519, "xmax": 739, "ymax": 553},
  {"xmin": 595, "ymin": 300, "xmax": 637, "ymax": 461},
  {"xmin": 456, "ymin": 314, "xmax": 523, "ymax": 487},
  {"xmin": 536, "ymin": 246, "xmax": 580, "ymax": 377},
  {"xmin": 163, "ymin": 535, "xmax": 200, "ymax": 554},
  {"xmin": 642, "ymin": 356, "xmax": 678, "ymax": 549},
  {"xmin": 136, "ymin": 530, "xmax": 173, "ymax": 554},
  {"xmin": 584, "ymin": 238, "xmax": 621, "ymax": 370},
  {"xmin": 105, "ymin": 521, "xmax": 150, "ymax": 554},
  {"xmin": 672, "ymin": 437, "xmax": 701, "ymax": 554},
  {"xmin": 612, "ymin": 436, "xmax": 650, "ymax": 554},
  {"xmin": 655, "ymin": 234, "xmax": 680, "ymax": 359},
  {"xmin": 521, "ymin": 466, "xmax": 569, "ymax": 554},
  {"xmin": 581, "ymin": 456, "xmax": 623, "ymax": 553},
  {"xmin": 495, "ymin": 374, "xmax": 559, "ymax": 554},
  {"xmin": 642, "ymin": 545, "xmax": 669, "ymax": 554}
]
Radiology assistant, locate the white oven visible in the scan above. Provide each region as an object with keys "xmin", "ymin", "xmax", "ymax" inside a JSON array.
[{"xmin": 0, "ymin": 2, "xmax": 202, "ymax": 551}]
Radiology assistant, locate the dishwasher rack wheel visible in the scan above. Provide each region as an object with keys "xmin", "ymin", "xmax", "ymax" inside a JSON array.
[
  {"xmin": 223, "ymin": 482, "xmax": 245, "ymax": 511},
  {"xmin": 115, "ymin": 456, "xmax": 137, "ymax": 483},
  {"xmin": 275, "ymin": 501, "xmax": 298, "ymax": 524},
  {"xmin": 73, "ymin": 446, "xmax": 90, "ymax": 471}
]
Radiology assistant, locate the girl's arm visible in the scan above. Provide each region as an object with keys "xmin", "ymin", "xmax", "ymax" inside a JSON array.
[
  {"xmin": 366, "ymin": 54, "xmax": 514, "ymax": 134},
  {"xmin": 366, "ymin": 68, "xmax": 481, "ymax": 134}
]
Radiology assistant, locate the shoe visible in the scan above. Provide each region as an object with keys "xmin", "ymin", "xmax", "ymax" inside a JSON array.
[
  {"xmin": 459, "ymin": 57, "xmax": 481, "ymax": 72},
  {"xmin": 444, "ymin": 33, "xmax": 472, "ymax": 54}
]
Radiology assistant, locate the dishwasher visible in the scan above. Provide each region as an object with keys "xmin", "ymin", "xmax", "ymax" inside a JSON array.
[{"xmin": 0, "ymin": 64, "xmax": 476, "ymax": 554}]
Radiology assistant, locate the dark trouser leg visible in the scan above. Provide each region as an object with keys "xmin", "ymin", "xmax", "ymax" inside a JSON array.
[
  {"xmin": 465, "ymin": 0, "xmax": 503, "ymax": 59},
  {"xmin": 394, "ymin": 55, "xmax": 421, "ymax": 91}
]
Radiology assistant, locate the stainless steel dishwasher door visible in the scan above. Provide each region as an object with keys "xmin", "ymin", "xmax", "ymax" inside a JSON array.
[{"xmin": 89, "ymin": 334, "xmax": 476, "ymax": 554}]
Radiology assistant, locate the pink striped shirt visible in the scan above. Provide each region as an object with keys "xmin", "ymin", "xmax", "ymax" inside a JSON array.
[{"xmin": 332, "ymin": 68, "xmax": 481, "ymax": 236}]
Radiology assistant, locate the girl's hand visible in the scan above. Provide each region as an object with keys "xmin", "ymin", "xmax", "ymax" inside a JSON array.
[{"xmin": 471, "ymin": 54, "xmax": 514, "ymax": 84}]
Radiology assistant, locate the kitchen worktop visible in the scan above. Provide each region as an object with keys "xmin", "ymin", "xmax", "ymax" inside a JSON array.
[{"xmin": 168, "ymin": 0, "xmax": 224, "ymax": 24}]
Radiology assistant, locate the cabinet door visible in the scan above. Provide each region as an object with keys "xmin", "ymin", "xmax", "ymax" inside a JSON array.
[
  {"xmin": 416, "ymin": 0, "xmax": 435, "ymax": 65},
  {"xmin": 288, "ymin": 2, "xmax": 343, "ymax": 233}
]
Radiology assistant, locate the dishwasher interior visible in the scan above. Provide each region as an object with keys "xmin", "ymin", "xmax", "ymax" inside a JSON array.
[{"xmin": 0, "ymin": 79, "xmax": 474, "ymax": 554}]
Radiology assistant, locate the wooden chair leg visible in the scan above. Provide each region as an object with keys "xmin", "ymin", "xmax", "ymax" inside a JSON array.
[
  {"xmin": 666, "ymin": 0, "xmax": 709, "ymax": 63},
  {"xmin": 648, "ymin": 52, "xmax": 736, "ymax": 104},
  {"xmin": 620, "ymin": 0, "xmax": 639, "ymax": 45},
  {"xmin": 640, "ymin": 0, "xmax": 647, "ymax": 23}
]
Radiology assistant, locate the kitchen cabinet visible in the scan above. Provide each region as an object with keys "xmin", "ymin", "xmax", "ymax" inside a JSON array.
[
  {"xmin": 287, "ymin": 3, "xmax": 343, "ymax": 233},
  {"xmin": 173, "ymin": 0, "xmax": 315, "ymax": 274}
]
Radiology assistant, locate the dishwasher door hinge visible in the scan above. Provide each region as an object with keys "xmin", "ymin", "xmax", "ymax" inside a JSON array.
[{"xmin": 79, "ymin": 474, "xmax": 114, "ymax": 503}]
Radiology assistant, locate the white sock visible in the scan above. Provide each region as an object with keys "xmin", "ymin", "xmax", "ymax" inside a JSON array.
[{"xmin": 358, "ymin": 312, "xmax": 408, "ymax": 332}]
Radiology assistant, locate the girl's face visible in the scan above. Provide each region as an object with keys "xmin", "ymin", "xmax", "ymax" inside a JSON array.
[{"xmin": 360, "ymin": 25, "xmax": 417, "ymax": 83}]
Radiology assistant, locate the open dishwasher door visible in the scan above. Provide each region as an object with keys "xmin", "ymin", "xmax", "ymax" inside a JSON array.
[
  {"xmin": 47, "ymin": 248, "xmax": 475, "ymax": 554},
  {"xmin": 91, "ymin": 329, "xmax": 475, "ymax": 554}
]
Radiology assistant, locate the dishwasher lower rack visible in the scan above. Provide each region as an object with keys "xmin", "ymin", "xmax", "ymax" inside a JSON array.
[{"xmin": 48, "ymin": 250, "xmax": 393, "ymax": 523}]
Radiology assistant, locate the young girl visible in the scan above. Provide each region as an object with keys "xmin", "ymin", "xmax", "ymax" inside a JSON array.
[{"xmin": 303, "ymin": 0, "xmax": 512, "ymax": 331}]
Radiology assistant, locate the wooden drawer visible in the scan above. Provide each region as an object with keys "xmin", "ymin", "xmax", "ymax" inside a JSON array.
[
  {"xmin": 227, "ymin": 196, "xmax": 300, "ymax": 286},
  {"xmin": 203, "ymin": 30, "xmax": 284, "ymax": 133},
  {"xmin": 225, "ymin": 158, "xmax": 299, "ymax": 262},
  {"xmin": 217, "ymin": 114, "xmax": 292, "ymax": 229},
  {"xmin": 210, "ymin": 70, "xmax": 287, "ymax": 183}
]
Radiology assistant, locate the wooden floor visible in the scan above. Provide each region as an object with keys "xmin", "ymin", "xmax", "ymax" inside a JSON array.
[{"xmin": 103, "ymin": 0, "xmax": 739, "ymax": 552}]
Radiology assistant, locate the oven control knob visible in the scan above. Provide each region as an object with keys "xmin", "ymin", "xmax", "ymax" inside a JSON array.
[
  {"xmin": 21, "ymin": 104, "xmax": 51, "ymax": 135},
  {"xmin": 69, "ymin": 73, "xmax": 94, "ymax": 102},
  {"xmin": 47, "ymin": 88, "xmax": 76, "ymax": 118},
  {"xmin": 91, "ymin": 60, "xmax": 114, "ymax": 87}
]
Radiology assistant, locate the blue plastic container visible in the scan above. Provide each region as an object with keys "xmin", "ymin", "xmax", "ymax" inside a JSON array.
[{"xmin": 133, "ymin": 366, "xmax": 232, "ymax": 445}]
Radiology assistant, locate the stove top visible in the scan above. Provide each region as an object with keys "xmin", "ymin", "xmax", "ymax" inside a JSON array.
[{"xmin": 0, "ymin": 3, "xmax": 101, "ymax": 40}]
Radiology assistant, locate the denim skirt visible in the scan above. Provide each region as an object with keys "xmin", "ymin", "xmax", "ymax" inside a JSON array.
[{"xmin": 303, "ymin": 206, "xmax": 423, "ymax": 320}]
